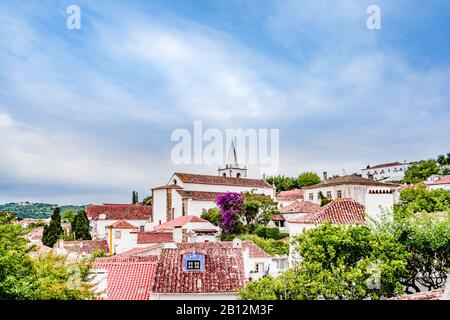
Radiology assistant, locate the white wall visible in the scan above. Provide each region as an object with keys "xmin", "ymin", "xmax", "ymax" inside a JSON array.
[
  {"xmin": 428, "ymin": 184, "xmax": 450, "ymax": 191},
  {"xmin": 152, "ymin": 189, "xmax": 167, "ymax": 225},
  {"xmin": 304, "ymin": 185, "xmax": 392, "ymax": 206},
  {"xmin": 106, "ymin": 228, "xmax": 138, "ymax": 255},
  {"xmin": 187, "ymin": 200, "xmax": 217, "ymax": 216},
  {"xmin": 365, "ymin": 189, "xmax": 395, "ymax": 223},
  {"xmin": 91, "ymin": 219, "xmax": 147, "ymax": 239},
  {"xmin": 361, "ymin": 163, "xmax": 410, "ymax": 181}
]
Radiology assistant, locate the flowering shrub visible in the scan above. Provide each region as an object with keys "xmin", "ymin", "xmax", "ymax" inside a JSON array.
[{"xmin": 215, "ymin": 192, "xmax": 244, "ymax": 234}]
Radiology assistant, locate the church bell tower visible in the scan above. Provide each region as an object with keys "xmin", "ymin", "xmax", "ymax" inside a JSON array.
[{"xmin": 218, "ymin": 140, "xmax": 247, "ymax": 178}]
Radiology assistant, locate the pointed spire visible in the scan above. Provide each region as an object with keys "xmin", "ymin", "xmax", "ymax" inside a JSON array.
[{"xmin": 227, "ymin": 139, "xmax": 239, "ymax": 167}]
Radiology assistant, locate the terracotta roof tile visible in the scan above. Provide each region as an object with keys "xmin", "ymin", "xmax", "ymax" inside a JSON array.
[
  {"xmin": 176, "ymin": 190, "xmax": 224, "ymax": 201},
  {"xmin": 426, "ymin": 175, "xmax": 450, "ymax": 185},
  {"xmin": 280, "ymin": 200, "xmax": 320, "ymax": 214},
  {"xmin": 303, "ymin": 175, "xmax": 398, "ymax": 190},
  {"xmin": 276, "ymin": 189, "xmax": 304, "ymax": 201},
  {"xmin": 86, "ymin": 204, "xmax": 151, "ymax": 220},
  {"xmin": 174, "ymin": 172, "xmax": 272, "ymax": 188},
  {"xmin": 288, "ymin": 199, "xmax": 366, "ymax": 225},
  {"xmin": 242, "ymin": 240, "xmax": 271, "ymax": 258},
  {"xmin": 151, "ymin": 242, "xmax": 246, "ymax": 294},
  {"xmin": 153, "ymin": 215, "xmax": 209, "ymax": 231},
  {"xmin": 388, "ymin": 289, "xmax": 444, "ymax": 300},
  {"xmin": 117, "ymin": 245, "xmax": 162, "ymax": 258},
  {"xmin": 106, "ymin": 220, "xmax": 139, "ymax": 229},
  {"xmin": 152, "ymin": 184, "xmax": 183, "ymax": 190},
  {"xmin": 137, "ymin": 232, "xmax": 173, "ymax": 244},
  {"xmin": 57, "ymin": 240, "xmax": 109, "ymax": 254},
  {"xmin": 94, "ymin": 257, "xmax": 157, "ymax": 300}
]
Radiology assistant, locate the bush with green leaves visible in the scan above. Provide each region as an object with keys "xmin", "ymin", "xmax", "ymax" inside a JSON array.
[
  {"xmin": 240, "ymin": 223, "xmax": 409, "ymax": 300},
  {"xmin": 0, "ymin": 212, "xmax": 96, "ymax": 300},
  {"xmin": 253, "ymin": 226, "xmax": 288, "ymax": 240},
  {"xmin": 239, "ymin": 235, "xmax": 289, "ymax": 256}
]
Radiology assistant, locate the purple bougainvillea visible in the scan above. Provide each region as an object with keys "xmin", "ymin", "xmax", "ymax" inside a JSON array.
[{"xmin": 215, "ymin": 192, "xmax": 244, "ymax": 234}]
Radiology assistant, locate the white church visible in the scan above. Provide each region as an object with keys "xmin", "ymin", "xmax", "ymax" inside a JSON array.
[{"xmin": 151, "ymin": 142, "xmax": 275, "ymax": 225}]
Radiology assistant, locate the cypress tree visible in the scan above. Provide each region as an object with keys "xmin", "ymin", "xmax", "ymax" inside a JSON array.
[
  {"xmin": 132, "ymin": 191, "xmax": 139, "ymax": 204},
  {"xmin": 42, "ymin": 207, "xmax": 64, "ymax": 247},
  {"xmin": 73, "ymin": 209, "xmax": 91, "ymax": 240}
]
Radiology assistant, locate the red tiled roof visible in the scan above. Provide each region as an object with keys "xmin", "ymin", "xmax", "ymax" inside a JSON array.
[
  {"xmin": 137, "ymin": 232, "xmax": 173, "ymax": 244},
  {"xmin": 288, "ymin": 199, "xmax": 366, "ymax": 225},
  {"xmin": 174, "ymin": 172, "xmax": 272, "ymax": 188},
  {"xmin": 271, "ymin": 214, "xmax": 285, "ymax": 221},
  {"xmin": 86, "ymin": 204, "xmax": 151, "ymax": 220},
  {"xmin": 280, "ymin": 200, "xmax": 320, "ymax": 214},
  {"xmin": 106, "ymin": 220, "xmax": 138, "ymax": 229},
  {"xmin": 117, "ymin": 245, "xmax": 162, "ymax": 258},
  {"xmin": 57, "ymin": 240, "xmax": 109, "ymax": 254},
  {"xmin": 366, "ymin": 162, "xmax": 405, "ymax": 169},
  {"xmin": 93, "ymin": 257, "xmax": 157, "ymax": 300},
  {"xmin": 151, "ymin": 242, "xmax": 246, "ymax": 294},
  {"xmin": 176, "ymin": 190, "xmax": 224, "ymax": 201},
  {"xmin": 242, "ymin": 240, "xmax": 271, "ymax": 258},
  {"xmin": 426, "ymin": 175, "xmax": 450, "ymax": 185},
  {"xmin": 303, "ymin": 175, "xmax": 399, "ymax": 189},
  {"xmin": 153, "ymin": 215, "xmax": 209, "ymax": 231},
  {"xmin": 276, "ymin": 189, "xmax": 304, "ymax": 201},
  {"xmin": 388, "ymin": 289, "xmax": 444, "ymax": 300}
]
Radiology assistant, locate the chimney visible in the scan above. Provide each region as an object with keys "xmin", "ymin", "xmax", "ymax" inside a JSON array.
[
  {"xmin": 323, "ymin": 171, "xmax": 328, "ymax": 181},
  {"xmin": 173, "ymin": 226, "xmax": 183, "ymax": 243}
]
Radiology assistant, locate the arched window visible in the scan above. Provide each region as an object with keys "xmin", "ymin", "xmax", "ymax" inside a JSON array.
[
  {"xmin": 173, "ymin": 179, "xmax": 177, "ymax": 185},
  {"xmin": 223, "ymin": 173, "xmax": 227, "ymax": 177},
  {"xmin": 236, "ymin": 173, "xmax": 241, "ymax": 178}
]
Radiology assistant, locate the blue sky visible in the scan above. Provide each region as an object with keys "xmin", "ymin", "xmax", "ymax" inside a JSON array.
[{"xmin": 1, "ymin": 0, "xmax": 450, "ymax": 204}]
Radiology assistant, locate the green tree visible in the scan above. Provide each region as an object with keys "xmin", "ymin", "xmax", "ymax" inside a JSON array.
[
  {"xmin": 266, "ymin": 175, "xmax": 296, "ymax": 192},
  {"xmin": 437, "ymin": 155, "xmax": 448, "ymax": 166},
  {"xmin": 318, "ymin": 191, "xmax": 332, "ymax": 207},
  {"xmin": 0, "ymin": 212, "xmax": 95, "ymax": 299},
  {"xmin": 296, "ymin": 172, "xmax": 321, "ymax": 189},
  {"xmin": 62, "ymin": 210, "xmax": 75, "ymax": 224},
  {"xmin": 201, "ymin": 208, "xmax": 222, "ymax": 226},
  {"xmin": 394, "ymin": 185, "xmax": 450, "ymax": 219},
  {"xmin": 73, "ymin": 210, "xmax": 91, "ymax": 240},
  {"xmin": 403, "ymin": 160, "xmax": 440, "ymax": 184},
  {"xmin": 141, "ymin": 195, "xmax": 152, "ymax": 206},
  {"xmin": 42, "ymin": 207, "xmax": 63, "ymax": 248},
  {"xmin": 132, "ymin": 191, "xmax": 139, "ymax": 204},
  {"xmin": 242, "ymin": 191, "xmax": 279, "ymax": 231},
  {"xmin": 240, "ymin": 224, "xmax": 408, "ymax": 300}
]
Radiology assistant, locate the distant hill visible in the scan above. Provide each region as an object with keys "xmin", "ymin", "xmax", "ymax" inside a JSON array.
[{"xmin": 0, "ymin": 202, "xmax": 85, "ymax": 219}]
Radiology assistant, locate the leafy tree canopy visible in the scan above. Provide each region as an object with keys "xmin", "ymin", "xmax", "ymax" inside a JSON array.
[
  {"xmin": 0, "ymin": 212, "xmax": 95, "ymax": 300},
  {"xmin": 296, "ymin": 172, "xmax": 321, "ymax": 189},
  {"xmin": 403, "ymin": 160, "xmax": 440, "ymax": 184}
]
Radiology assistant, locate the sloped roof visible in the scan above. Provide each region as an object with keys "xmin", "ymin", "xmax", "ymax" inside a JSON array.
[
  {"xmin": 174, "ymin": 172, "xmax": 272, "ymax": 188},
  {"xmin": 388, "ymin": 289, "xmax": 444, "ymax": 300},
  {"xmin": 93, "ymin": 256, "xmax": 157, "ymax": 300},
  {"xmin": 288, "ymin": 199, "xmax": 366, "ymax": 225},
  {"xmin": 152, "ymin": 184, "xmax": 183, "ymax": 190},
  {"xmin": 57, "ymin": 240, "xmax": 109, "ymax": 254},
  {"xmin": 153, "ymin": 215, "xmax": 210, "ymax": 231},
  {"xmin": 117, "ymin": 244, "xmax": 162, "ymax": 258},
  {"xmin": 86, "ymin": 204, "xmax": 151, "ymax": 220},
  {"xmin": 276, "ymin": 189, "xmax": 304, "ymax": 201},
  {"xmin": 176, "ymin": 190, "xmax": 224, "ymax": 201},
  {"xmin": 303, "ymin": 175, "xmax": 398, "ymax": 189},
  {"xmin": 106, "ymin": 220, "xmax": 138, "ymax": 229},
  {"xmin": 426, "ymin": 175, "xmax": 450, "ymax": 185},
  {"xmin": 242, "ymin": 240, "xmax": 271, "ymax": 258},
  {"xmin": 137, "ymin": 232, "xmax": 173, "ymax": 244},
  {"xmin": 151, "ymin": 242, "xmax": 246, "ymax": 294},
  {"xmin": 280, "ymin": 200, "xmax": 320, "ymax": 214},
  {"xmin": 365, "ymin": 162, "xmax": 406, "ymax": 169}
]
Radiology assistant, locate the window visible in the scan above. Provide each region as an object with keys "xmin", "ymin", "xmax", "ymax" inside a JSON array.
[
  {"xmin": 115, "ymin": 230, "xmax": 121, "ymax": 239},
  {"xmin": 187, "ymin": 260, "xmax": 201, "ymax": 270},
  {"xmin": 223, "ymin": 173, "xmax": 226, "ymax": 177},
  {"xmin": 173, "ymin": 179, "xmax": 177, "ymax": 185},
  {"xmin": 326, "ymin": 191, "xmax": 332, "ymax": 198},
  {"xmin": 317, "ymin": 193, "xmax": 321, "ymax": 200},
  {"xmin": 337, "ymin": 190, "xmax": 342, "ymax": 198},
  {"xmin": 309, "ymin": 193, "xmax": 313, "ymax": 201},
  {"xmin": 139, "ymin": 225, "xmax": 145, "ymax": 232},
  {"xmin": 236, "ymin": 173, "xmax": 241, "ymax": 178},
  {"xmin": 254, "ymin": 263, "xmax": 264, "ymax": 273}
]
